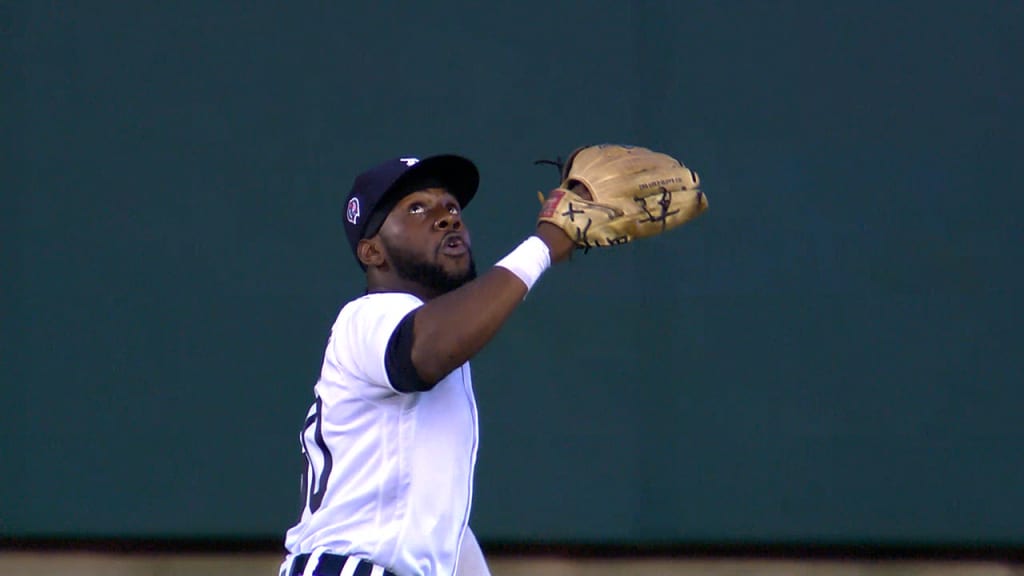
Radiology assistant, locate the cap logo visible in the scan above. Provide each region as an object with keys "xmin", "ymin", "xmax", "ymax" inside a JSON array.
[
  {"xmin": 346, "ymin": 197, "xmax": 361, "ymax": 224},
  {"xmin": 399, "ymin": 157, "xmax": 420, "ymax": 167}
]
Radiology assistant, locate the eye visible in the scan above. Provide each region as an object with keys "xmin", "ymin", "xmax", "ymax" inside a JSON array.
[
  {"xmin": 408, "ymin": 202, "xmax": 425, "ymax": 214},
  {"xmin": 448, "ymin": 205, "xmax": 460, "ymax": 215}
]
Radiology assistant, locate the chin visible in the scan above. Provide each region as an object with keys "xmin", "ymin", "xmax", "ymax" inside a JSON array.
[
  {"xmin": 445, "ymin": 258, "xmax": 477, "ymax": 289},
  {"xmin": 387, "ymin": 242, "xmax": 477, "ymax": 295},
  {"xmin": 444, "ymin": 257, "xmax": 472, "ymax": 275}
]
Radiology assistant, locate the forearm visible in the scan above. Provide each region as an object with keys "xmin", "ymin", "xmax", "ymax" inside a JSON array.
[
  {"xmin": 411, "ymin": 225, "xmax": 572, "ymax": 384},
  {"xmin": 411, "ymin": 266, "xmax": 528, "ymax": 383}
]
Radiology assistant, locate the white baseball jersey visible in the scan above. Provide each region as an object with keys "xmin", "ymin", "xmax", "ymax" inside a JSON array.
[{"xmin": 284, "ymin": 292, "xmax": 479, "ymax": 576}]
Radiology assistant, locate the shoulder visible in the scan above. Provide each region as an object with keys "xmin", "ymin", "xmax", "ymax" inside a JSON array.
[
  {"xmin": 325, "ymin": 292, "xmax": 428, "ymax": 386},
  {"xmin": 345, "ymin": 292, "xmax": 424, "ymax": 313},
  {"xmin": 336, "ymin": 292, "xmax": 425, "ymax": 327}
]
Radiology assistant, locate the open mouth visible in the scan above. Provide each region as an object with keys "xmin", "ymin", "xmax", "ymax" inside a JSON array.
[{"xmin": 440, "ymin": 233, "xmax": 468, "ymax": 256}]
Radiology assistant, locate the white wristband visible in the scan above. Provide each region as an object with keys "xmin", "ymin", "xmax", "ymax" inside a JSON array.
[{"xmin": 495, "ymin": 236, "xmax": 551, "ymax": 293}]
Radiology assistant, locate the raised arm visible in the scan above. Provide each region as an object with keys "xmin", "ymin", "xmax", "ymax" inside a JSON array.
[{"xmin": 410, "ymin": 222, "xmax": 572, "ymax": 385}]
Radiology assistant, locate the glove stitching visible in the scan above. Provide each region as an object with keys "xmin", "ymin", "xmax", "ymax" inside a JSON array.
[
  {"xmin": 634, "ymin": 188, "xmax": 681, "ymax": 232},
  {"xmin": 561, "ymin": 203, "xmax": 584, "ymax": 222}
]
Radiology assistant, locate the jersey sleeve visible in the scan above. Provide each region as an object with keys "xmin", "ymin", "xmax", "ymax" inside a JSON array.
[{"xmin": 333, "ymin": 292, "xmax": 424, "ymax": 392}]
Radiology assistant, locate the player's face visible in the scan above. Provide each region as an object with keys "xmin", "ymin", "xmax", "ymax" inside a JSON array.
[{"xmin": 378, "ymin": 187, "xmax": 477, "ymax": 294}]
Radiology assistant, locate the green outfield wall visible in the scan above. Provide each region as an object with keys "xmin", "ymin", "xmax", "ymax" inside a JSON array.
[{"xmin": 3, "ymin": 1, "xmax": 1022, "ymax": 546}]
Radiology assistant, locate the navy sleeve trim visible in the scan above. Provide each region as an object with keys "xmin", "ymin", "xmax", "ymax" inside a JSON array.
[{"xmin": 385, "ymin": 309, "xmax": 435, "ymax": 393}]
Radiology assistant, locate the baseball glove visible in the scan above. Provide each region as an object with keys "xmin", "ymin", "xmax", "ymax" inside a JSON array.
[{"xmin": 537, "ymin": 144, "xmax": 707, "ymax": 250}]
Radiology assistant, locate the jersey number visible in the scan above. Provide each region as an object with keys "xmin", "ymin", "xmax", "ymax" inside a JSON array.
[{"xmin": 300, "ymin": 395, "xmax": 333, "ymax": 514}]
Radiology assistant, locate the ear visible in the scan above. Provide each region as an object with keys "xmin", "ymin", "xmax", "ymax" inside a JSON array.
[{"xmin": 357, "ymin": 237, "xmax": 385, "ymax": 268}]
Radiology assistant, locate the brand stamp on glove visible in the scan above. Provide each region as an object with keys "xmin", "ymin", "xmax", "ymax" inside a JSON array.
[
  {"xmin": 638, "ymin": 176, "xmax": 685, "ymax": 191},
  {"xmin": 539, "ymin": 190, "xmax": 565, "ymax": 218}
]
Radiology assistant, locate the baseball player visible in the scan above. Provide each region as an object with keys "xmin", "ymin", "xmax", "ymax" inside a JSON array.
[{"xmin": 281, "ymin": 147, "xmax": 706, "ymax": 576}]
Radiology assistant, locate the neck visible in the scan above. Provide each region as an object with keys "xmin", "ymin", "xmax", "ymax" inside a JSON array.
[{"xmin": 366, "ymin": 274, "xmax": 440, "ymax": 302}]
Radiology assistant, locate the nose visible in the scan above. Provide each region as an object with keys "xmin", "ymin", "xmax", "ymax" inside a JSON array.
[{"xmin": 434, "ymin": 210, "xmax": 462, "ymax": 231}]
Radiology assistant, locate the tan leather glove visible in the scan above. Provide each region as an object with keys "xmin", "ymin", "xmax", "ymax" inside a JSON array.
[{"xmin": 538, "ymin": 144, "xmax": 707, "ymax": 250}]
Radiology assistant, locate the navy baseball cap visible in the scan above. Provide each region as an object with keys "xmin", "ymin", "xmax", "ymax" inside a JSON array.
[{"xmin": 344, "ymin": 154, "xmax": 479, "ymax": 263}]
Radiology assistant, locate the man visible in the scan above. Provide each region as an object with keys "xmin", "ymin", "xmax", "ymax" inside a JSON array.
[{"xmin": 281, "ymin": 154, "xmax": 574, "ymax": 576}]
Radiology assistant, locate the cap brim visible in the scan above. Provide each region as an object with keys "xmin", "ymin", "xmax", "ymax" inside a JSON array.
[{"xmin": 388, "ymin": 154, "xmax": 479, "ymax": 209}]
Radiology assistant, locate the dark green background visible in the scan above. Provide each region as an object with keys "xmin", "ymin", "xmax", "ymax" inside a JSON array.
[{"xmin": 3, "ymin": 1, "xmax": 1022, "ymax": 545}]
